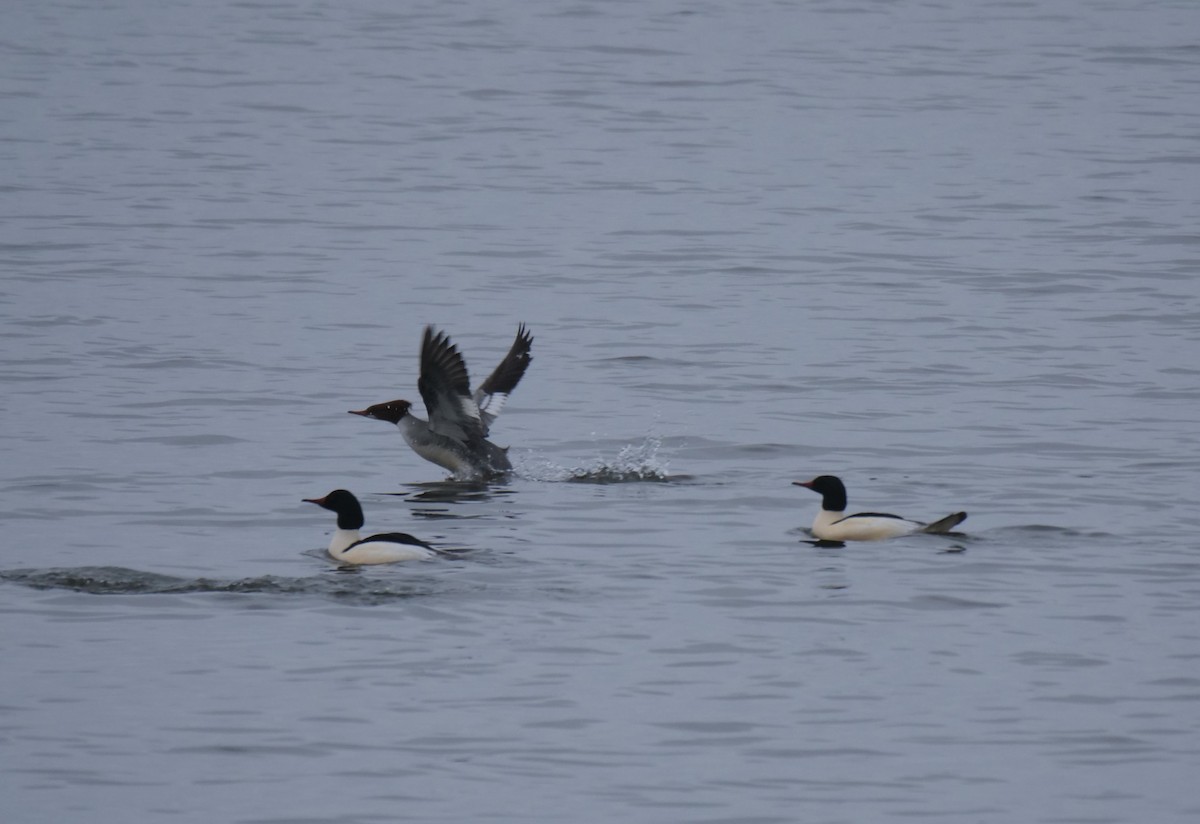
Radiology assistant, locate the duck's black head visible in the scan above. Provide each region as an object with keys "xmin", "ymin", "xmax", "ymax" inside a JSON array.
[
  {"xmin": 793, "ymin": 475, "xmax": 848, "ymax": 511},
  {"xmin": 349, "ymin": 400, "xmax": 411, "ymax": 424},
  {"xmin": 303, "ymin": 489, "xmax": 365, "ymax": 530}
]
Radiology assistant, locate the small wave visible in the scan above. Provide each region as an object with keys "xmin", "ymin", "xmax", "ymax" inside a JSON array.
[
  {"xmin": 906, "ymin": 594, "xmax": 1007, "ymax": 610},
  {"xmin": 1, "ymin": 566, "xmax": 437, "ymax": 604},
  {"xmin": 2, "ymin": 566, "xmax": 195, "ymax": 594},
  {"xmin": 988, "ymin": 524, "xmax": 1115, "ymax": 539}
]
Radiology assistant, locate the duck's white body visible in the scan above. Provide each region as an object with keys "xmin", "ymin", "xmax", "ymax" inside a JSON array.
[
  {"xmin": 305, "ymin": 490, "xmax": 436, "ymax": 566},
  {"xmin": 795, "ymin": 475, "xmax": 966, "ymax": 543},
  {"xmin": 327, "ymin": 528, "xmax": 436, "ymax": 565},
  {"xmin": 810, "ymin": 509, "xmax": 925, "ymax": 542}
]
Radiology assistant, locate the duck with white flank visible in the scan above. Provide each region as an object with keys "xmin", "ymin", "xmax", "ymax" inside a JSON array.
[
  {"xmin": 793, "ymin": 475, "xmax": 966, "ymax": 542},
  {"xmin": 350, "ymin": 324, "xmax": 533, "ymax": 479},
  {"xmin": 304, "ymin": 489, "xmax": 437, "ymax": 565}
]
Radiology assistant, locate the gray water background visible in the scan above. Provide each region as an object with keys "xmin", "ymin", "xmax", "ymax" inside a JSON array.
[{"xmin": 3, "ymin": 1, "xmax": 1199, "ymax": 821}]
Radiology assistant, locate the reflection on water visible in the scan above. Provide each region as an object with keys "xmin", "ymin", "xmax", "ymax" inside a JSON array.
[{"xmin": 392, "ymin": 480, "xmax": 505, "ymax": 504}]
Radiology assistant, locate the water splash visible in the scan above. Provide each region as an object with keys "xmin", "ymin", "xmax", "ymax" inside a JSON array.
[{"xmin": 519, "ymin": 436, "xmax": 679, "ymax": 484}]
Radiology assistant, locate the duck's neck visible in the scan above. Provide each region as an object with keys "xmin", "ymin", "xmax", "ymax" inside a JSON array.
[
  {"xmin": 813, "ymin": 508, "xmax": 845, "ymax": 533},
  {"xmin": 328, "ymin": 528, "xmax": 361, "ymax": 557}
]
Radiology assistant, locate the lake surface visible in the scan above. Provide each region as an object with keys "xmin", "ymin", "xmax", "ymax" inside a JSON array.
[{"xmin": 3, "ymin": 1, "xmax": 1199, "ymax": 822}]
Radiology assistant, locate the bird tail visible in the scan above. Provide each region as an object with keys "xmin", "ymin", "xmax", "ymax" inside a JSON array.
[{"xmin": 921, "ymin": 512, "xmax": 967, "ymax": 534}]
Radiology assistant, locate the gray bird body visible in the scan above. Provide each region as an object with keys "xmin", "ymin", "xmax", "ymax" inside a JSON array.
[{"xmin": 351, "ymin": 324, "xmax": 533, "ymax": 479}]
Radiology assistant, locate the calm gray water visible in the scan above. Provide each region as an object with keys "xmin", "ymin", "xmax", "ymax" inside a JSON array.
[{"xmin": 3, "ymin": 1, "xmax": 1199, "ymax": 821}]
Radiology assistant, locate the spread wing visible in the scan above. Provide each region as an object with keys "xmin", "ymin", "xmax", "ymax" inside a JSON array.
[
  {"xmin": 473, "ymin": 323, "xmax": 533, "ymax": 429},
  {"xmin": 417, "ymin": 326, "xmax": 487, "ymax": 442}
]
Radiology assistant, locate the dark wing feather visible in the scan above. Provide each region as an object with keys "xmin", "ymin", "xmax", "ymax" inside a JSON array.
[
  {"xmin": 473, "ymin": 323, "xmax": 533, "ymax": 428},
  {"xmin": 920, "ymin": 512, "xmax": 968, "ymax": 534},
  {"xmin": 418, "ymin": 326, "xmax": 486, "ymax": 442},
  {"xmin": 833, "ymin": 512, "xmax": 908, "ymax": 524},
  {"xmin": 353, "ymin": 532, "xmax": 434, "ymax": 550}
]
